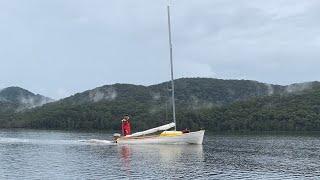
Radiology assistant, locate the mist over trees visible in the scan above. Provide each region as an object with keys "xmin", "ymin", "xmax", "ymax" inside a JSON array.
[{"xmin": 1, "ymin": 78, "xmax": 320, "ymax": 132}]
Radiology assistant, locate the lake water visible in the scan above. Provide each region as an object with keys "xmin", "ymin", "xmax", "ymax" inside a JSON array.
[{"xmin": 0, "ymin": 129, "xmax": 319, "ymax": 179}]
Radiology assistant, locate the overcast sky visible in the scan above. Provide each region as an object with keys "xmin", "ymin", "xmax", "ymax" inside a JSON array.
[{"xmin": 1, "ymin": 0, "xmax": 320, "ymax": 99}]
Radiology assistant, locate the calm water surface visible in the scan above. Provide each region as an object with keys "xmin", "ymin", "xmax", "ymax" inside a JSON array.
[{"xmin": 0, "ymin": 129, "xmax": 319, "ymax": 179}]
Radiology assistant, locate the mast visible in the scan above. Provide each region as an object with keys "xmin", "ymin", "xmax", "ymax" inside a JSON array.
[{"xmin": 167, "ymin": 0, "xmax": 177, "ymax": 131}]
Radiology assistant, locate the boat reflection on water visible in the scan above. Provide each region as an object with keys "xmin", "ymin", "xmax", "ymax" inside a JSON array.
[
  {"xmin": 119, "ymin": 146, "xmax": 132, "ymax": 176},
  {"xmin": 117, "ymin": 145, "xmax": 204, "ymax": 178}
]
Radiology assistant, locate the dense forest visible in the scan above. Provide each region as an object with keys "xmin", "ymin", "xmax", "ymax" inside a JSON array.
[{"xmin": 1, "ymin": 78, "xmax": 320, "ymax": 132}]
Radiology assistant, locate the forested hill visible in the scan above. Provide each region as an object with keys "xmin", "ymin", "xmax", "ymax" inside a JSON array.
[
  {"xmin": 196, "ymin": 87, "xmax": 320, "ymax": 131},
  {"xmin": 45, "ymin": 78, "xmax": 319, "ymax": 106},
  {"xmin": 1, "ymin": 78, "xmax": 320, "ymax": 131},
  {"xmin": 0, "ymin": 87, "xmax": 54, "ymax": 113}
]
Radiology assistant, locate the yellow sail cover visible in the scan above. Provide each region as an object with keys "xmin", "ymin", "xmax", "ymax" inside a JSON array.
[{"xmin": 160, "ymin": 131, "xmax": 183, "ymax": 137}]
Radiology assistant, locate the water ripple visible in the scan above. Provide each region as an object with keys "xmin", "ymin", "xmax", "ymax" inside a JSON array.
[{"xmin": 0, "ymin": 130, "xmax": 320, "ymax": 179}]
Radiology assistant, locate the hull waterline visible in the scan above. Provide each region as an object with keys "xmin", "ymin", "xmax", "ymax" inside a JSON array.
[{"xmin": 116, "ymin": 130, "xmax": 205, "ymax": 145}]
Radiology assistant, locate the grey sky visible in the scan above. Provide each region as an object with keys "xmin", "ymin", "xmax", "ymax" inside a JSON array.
[{"xmin": 1, "ymin": 0, "xmax": 320, "ymax": 99}]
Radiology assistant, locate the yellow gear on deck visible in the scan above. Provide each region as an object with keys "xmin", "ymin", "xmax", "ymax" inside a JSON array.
[{"xmin": 160, "ymin": 131, "xmax": 183, "ymax": 137}]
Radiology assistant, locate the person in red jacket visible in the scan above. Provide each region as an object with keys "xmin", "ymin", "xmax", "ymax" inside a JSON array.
[{"xmin": 121, "ymin": 115, "xmax": 131, "ymax": 136}]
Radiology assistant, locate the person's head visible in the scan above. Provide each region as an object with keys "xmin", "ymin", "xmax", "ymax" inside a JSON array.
[{"xmin": 124, "ymin": 114, "xmax": 130, "ymax": 120}]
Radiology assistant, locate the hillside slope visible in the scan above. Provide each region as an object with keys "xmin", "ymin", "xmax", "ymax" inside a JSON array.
[
  {"xmin": 196, "ymin": 87, "xmax": 320, "ymax": 131},
  {"xmin": 3, "ymin": 78, "xmax": 320, "ymax": 131},
  {"xmin": 0, "ymin": 87, "xmax": 54, "ymax": 113}
]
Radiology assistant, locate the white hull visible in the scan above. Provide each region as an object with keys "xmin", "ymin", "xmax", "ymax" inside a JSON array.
[{"xmin": 116, "ymin": 130, "xmax": 205, "ymax": 145}]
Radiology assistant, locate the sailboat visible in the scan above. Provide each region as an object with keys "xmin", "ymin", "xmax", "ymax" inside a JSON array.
[{"xmin": 114, "ymin": 1, "xmax": 205, "ymax": 145}]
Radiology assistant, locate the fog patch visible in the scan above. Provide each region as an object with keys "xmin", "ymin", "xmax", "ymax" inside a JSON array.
[
  {"xmin": 149, "ymin": 106, "xmax": 160, "ymax": 114},
  {"xmin": 190, "ymin": 96, "xmax": 214, "ymax": 110},
  {"xmin": 285, "ymin": 82, "xmax": 313, "ymax": 93},
  {"xmin": 16, "ymin": 96, "xmax": 54, "ymax": 112},
  {"xmin": 152, "ymin": 92, "xmax": 161, "ymax": 101},
  {"xmin": 0, "ymin": 89, "xmax": 6, "ymax": 102},
  {"xmin": 89, "ymin": 87, "xmax": 117, "ymax": 102},
  {"xmin": 265, "ymin": 84, "xmax": 274, "ymax": 95}
]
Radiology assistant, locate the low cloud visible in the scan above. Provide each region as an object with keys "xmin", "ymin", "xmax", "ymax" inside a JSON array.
[
  {"xmin": 152, "ymin": 92, "xmax": 161, "ymax": 101},
  {"xmin": 285, "ymin": 82, "xmax": 313, "ymax": 93},
  {"xmin": 89, "ymin": 87, "xmax": 117, "ymax": 102},
  {"xmin": 265, "ymin": 84, "xmax": 274, "ymax": 95},
  {"xmin": 16, "ymin": 95, "xmax": 54, "ymax": 112}
]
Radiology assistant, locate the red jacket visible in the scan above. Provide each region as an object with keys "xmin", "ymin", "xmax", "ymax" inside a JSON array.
[{"xmin": 122, "ymin": 119, "xmax": 131, "ymax": 136}]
